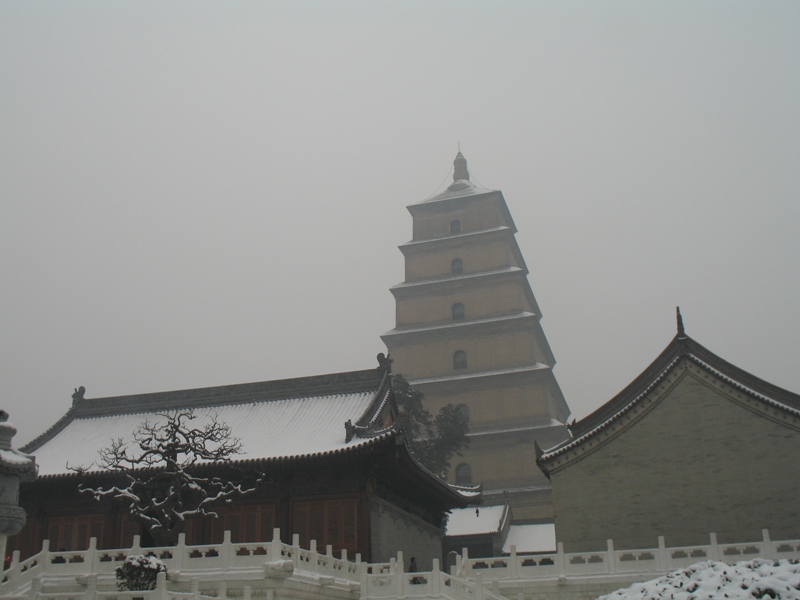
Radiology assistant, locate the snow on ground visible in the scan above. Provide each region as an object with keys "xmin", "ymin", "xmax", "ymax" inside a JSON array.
[{"xmin": 600, "ymin": 560, "xmax": 800, "ymax": 600}]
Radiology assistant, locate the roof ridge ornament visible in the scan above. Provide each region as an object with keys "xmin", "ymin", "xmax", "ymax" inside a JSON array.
[{"xmin": 676, "ymin": 306, "xmax": 686, "ymax": 338}]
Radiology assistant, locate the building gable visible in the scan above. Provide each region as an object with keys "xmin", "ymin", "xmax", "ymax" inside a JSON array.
[{"xmin": 538, "ymin": 321, "xmax": 800, "ymax": 552}]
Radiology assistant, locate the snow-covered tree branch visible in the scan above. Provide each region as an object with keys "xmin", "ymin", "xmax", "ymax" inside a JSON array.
[{"xmin": 74, "ymin": 409, "xmax": 254, "ymax": 546}]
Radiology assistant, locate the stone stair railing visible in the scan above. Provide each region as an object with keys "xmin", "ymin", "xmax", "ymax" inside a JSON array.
[{"xmin": 1, "ymin": 528, "xmax": 361, "ymax": 597}]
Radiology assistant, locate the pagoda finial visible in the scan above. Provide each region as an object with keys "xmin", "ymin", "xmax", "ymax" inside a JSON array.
[
  {"xmin": 453, "ymin": 151, "xmax": 470, "ymax": 182},
  {"xmin": 676, "ymin": 307, "xmax": 685, "ymax": 337}
]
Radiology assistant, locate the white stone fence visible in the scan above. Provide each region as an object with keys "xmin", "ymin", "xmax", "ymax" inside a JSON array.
[
  {"xmin": 454, "ymin": 529, "xmax": 800, "ymax": 582},
  {"xmin": 1, "ymin": 528, "xmax": 364, "ymax": 597},
  {"xmin": 5, "ymin": 528, "xmax": 800, "ymax": 600},
  {"xmin": 361, "ymin": 553, "xmax": 505, "ymax": 600},
  {"xmin": 1, "ymin": 530, "xmax": 498, "ymax": 600}
]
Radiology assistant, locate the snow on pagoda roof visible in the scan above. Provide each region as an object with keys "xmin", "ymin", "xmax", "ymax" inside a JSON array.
[
  {"xmin": 445, "ymin": 504, "xmax": 508, "ymax": 536},
  {"xmin": 413, "ymin": 152, "xmax": 497, "ymax": 205},
  {"xmin": 26, "ymin": 369, "xmax": 396, "ymax": 477}
]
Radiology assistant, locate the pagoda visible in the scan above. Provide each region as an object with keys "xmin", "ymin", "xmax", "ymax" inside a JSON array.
[{"xmin": 382, "ymin": 152, "xmax": 572, "ymax": 519}]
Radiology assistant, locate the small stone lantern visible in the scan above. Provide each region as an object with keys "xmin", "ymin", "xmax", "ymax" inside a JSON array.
[{"xmin": 0, "ymin": 411, "xmax": 37, "ymax": 563}]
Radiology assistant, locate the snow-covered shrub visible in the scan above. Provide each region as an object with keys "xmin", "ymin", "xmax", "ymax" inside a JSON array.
[
  {"xmin": 115, "ymin": 554, "xmax": 167, "ymax": 591},
  {"xmin": 600, "ymin": 559, "xmax": 800, "ymax": 600}
]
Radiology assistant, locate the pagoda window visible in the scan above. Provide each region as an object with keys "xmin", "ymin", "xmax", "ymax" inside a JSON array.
[
  {"xmin": 455, "ymin": 463, "xmax": 472, "ymax": 485},
  {"xmin": 453, "ymin": 350, "xmax": 468, "ymax": 370},
  {"xmin": 452, "ymin": 303, "xmax": 465, "ymax": 321},
  {"xmin": 456, "ymin": 403, "xmax": 469, "ymax": 423},
  {"xmin": 451, "ymin": 258, "xmax": 463, "ymax": 275},
  {"xmin": 450, "ymin": 220, "xmax": 462, "ymax": 234}
]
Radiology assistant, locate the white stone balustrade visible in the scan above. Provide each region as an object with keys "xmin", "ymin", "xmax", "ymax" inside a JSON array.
[
  {"xmin": 455, "ymin": 529, "xmax": 800, "ymax": 582},
  {"xmin": 3, "ymin": 529, "xmax": 800, "ymax": 600}
]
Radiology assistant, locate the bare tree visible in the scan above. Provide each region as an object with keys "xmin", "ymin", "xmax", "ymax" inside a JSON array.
[{"xmin": 76, "ymin": 409, "xmax": 253, "ymax": 546}]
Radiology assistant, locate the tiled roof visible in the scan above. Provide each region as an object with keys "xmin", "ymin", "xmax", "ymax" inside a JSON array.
[
  {"xmin": 539, "ymin": 333, "xmax": 800, "ymax": 465},
  {"xmin": 25, "ymin": 369, "xmax": 395, "ymax": 477}
]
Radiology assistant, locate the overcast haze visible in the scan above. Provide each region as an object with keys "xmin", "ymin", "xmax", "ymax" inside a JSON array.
[{"xmin": 2, "ymin": 2, "xmax": 799, "ymax": 446}]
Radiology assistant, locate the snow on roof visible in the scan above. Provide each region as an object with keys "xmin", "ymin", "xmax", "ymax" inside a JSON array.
[
  {"xmin": 390, "ymin": 266, "xmax": 523, "ymax": 291},
  {"xmin": 418, "ymin": 180, "xmax": 496, "ymax": 204},
  {"xmin": 384, "ymin": 312, "xmax": 537, "ymax": 336},
  {"xmin": 445, "ymin": 505, "xmax": 507, "ymax": 536},
  {"xmin": 411, "ymin": 364, "xmax": 550, "ymax": 386},
  {"xmin": 502, "ymin": 524, "xmax": 556, "ymax": 554},
  {"xmin": 398, "ymin": 226, "xmax": 512, "ymax": 249},
  {"xmin": 32, "ymin": 391, "xmax": 386, "ymax": 477}
]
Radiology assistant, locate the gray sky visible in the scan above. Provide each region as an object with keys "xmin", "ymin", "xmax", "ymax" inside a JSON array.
[{"xmin": 2, "ymin": 2, "xmax": 799, "ymax": 446}]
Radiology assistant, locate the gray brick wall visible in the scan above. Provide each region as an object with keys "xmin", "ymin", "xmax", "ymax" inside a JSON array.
[
  {"xmin": 369, "ymin": 496, "xmax": 443, "ymax": 570},
  {"xmin": 551, "ymin": 365, "xmax": 800, "ymax": 552}
]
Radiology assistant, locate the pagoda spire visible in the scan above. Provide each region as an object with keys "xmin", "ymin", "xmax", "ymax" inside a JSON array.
[{"xmin": 453, "ymin": 151, "xmax": 470, "ymax": 182}]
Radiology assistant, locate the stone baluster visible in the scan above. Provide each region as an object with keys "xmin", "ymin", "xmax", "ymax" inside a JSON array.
[
  {"xmin": 607, "ymin": 539, "xmax": 616, "ymax": 575},
  {"xmin": 762, "ymin": 529, "xmax": 774, "ymax": 560}
]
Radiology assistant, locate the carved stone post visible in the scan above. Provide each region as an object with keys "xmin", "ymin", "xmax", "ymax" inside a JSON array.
[{"xmin": 0, "ymin": 411, "xmax": 37, "ymax": 564}]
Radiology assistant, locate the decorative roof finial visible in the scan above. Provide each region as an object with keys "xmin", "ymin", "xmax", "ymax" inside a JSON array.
[
  {"xmin": 676, "ymin": 307, "xmax": 685, "ymax": 337},
  {"xmin": 453, "ymin": 151, "xmax": 470, "ymax": 182}
]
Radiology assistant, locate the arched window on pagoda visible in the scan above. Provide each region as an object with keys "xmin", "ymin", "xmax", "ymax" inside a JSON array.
[
  {"xmin": 453, "ymin": 350, "xmax": 467, "ymax": 370},
  {"xmin": 455, "ymin": 463, "xmax": 472, "ymax": 485},
  {"xmin": 452, "ymin": 303, "xmax": 465, "ymax": 321}
]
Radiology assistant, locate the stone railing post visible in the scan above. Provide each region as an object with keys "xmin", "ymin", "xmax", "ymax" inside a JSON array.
[
  {"xmin": 217, "ymin": 581, "xmax": 227, "ymax": 600},
  {"xmin": 131, "ymin": 534, "xmax": 141, "ymax": 555},
  {"xmin": 709, "ymin": 532, "xmax": 720, "ymax": 561},
  {"xmin": 271, "ymin": 528, "xmax": 283, "ymax": 562},
  {"xmin": 656, "ymin": 536, "xmax": 667, "ymax": 572},
  {"xmin": 85, "ymin": 573, "xmax": 98, "ymax": 600},
  {"xmin": 40, "ymin": 538, "xmax": 51, "ymax": 573},
  {"xmin": 221, "ymin": 530, "xmax": 233, "ymax": 570},
  {"xmin": 431, "ymin": 559, "xmax": 441, "ymax": 596},
  {"xmin": 8, "ymin": 549, "xmax": 21, "ymax": 591},
  {"xmin": 359, "ymin": 560, "xmax": 368, "ymax": 600},
  {"xmin": 607, "ymin": 539, "xmax": 616, "ymax": 574},
  {"xmin": 461, "ymin": 547, "xmax": 470, "ymax": 577},
  {"xmin": 395, "ymin": 554, "xmax": 405, "ymax": 598},
  {"xmin": 292, "ymin": 533, "xmax": 301, "ymax": 568},
  {"xmin": 509, "ymin": 545, "xmax": 519, "ymax": 579},
  {"xmin": 87, "ymin": 537, "xmax": 98, "ymax": 573},
  {"xmin": 174, "ymin": 532, "xmax": 186, "ymax": 572},
  {"xmin": 191, "ymin": 577, "xmax": 200, "ymax": 600},
  {"xmin": 155, "ymin": 570, "xmax": 168, "ymax": 600},
  {"xmin": 310, "ymin": 539, "xmax": 318, "ymax": 573},
  {"xmin": 555, "ymin": 542, "xmax": 566, "ymax": 578},
  {"xmin": 475, "ymin": 572, "xmax": 484, "ymax": 600},
  {"xmin": 762, "ymin": 529, "xmax": 774, "ymax": 560},
  {"xmin": 341, "ymin": 548, "xmax": 348, "ymax": 562}
]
